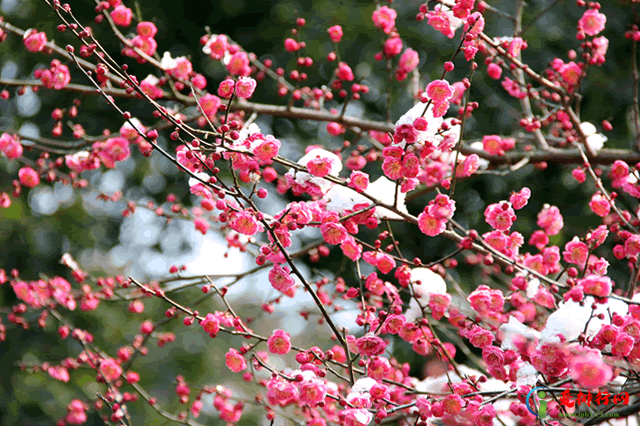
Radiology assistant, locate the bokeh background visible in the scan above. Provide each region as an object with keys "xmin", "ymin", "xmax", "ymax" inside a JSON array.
[{"xmin": 0, "ymin": 0, "xmax": 638, "ymax": 424}]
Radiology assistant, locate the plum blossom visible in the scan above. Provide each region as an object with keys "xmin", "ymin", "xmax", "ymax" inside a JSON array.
[
  {"xmin": 425, "ymin": 79, "xmax": 454, "ymax": 103},
  {"xmin": 198, "ymin": 94, "xmax": 221, "ymax": 118},
  {"xmin": 111, "ymin": 5, "xmax": 133, "ymax": 26},
  {"xmin": 140, "ymin": 75, "xmax": 163, "ymax": 99},
  {"xmin": 23, "ymin": 29, "xmax": 47, "ymax": 52},
  {"xmin": 97, "ymin": 137, "xmax": 131, "ymax": 168},
  {"xmin": 298, "ymin": 377, "xmax": 327, "ymax": 407},
  {"xmin": 229, "ymin": 210, "xmax": 263, "ymax": 236},
  {"xmin": 372, "ymin": 6, "xmax": 397, "ymax": 34},
  {"xmin": 362, "ymin": 251, "xmax": 396, "ymax": 274},
  {"xmin": 268, "ymin": 329, "xmax": 291, "ymax": 354},
  {"xmin": 269, "ymin": 265, "xmax": 295, "ymax": 292},
  {"xmin": 201, "ymin": 313, "xmax": 220, "ymax": 337},
  {"xmin": 342, "ymin": 408, "xmax": 373, "ymax": 426},
  {"xmin": 589, "ymin": 193, "xmax": 610, "ymax": 217},
  {"xmin": 285, "ymin": 148, "xmax": 342, "ymax": 196},
  {"xmin": 393, "ymin": 102, "xmax": 444, "ymax": 149},
  {"xmin": 484, "ymin": 202, "xmax": 516, "ymax": 231},
  {"xmin": 227, "ymin": 53, "xmax": 251, "ymax": 77},
  {"xmin": 578, "ymin": 9, "xmax": 606, "ymax": 36},
  {"xmin": 236, "ymin": 76, "xmax": 257, "ymax": 99},
  {"xmin": 579, "ymin": 274, "xmax": 612, "ymax": 298},
  {"xmin": 66, "ymin": 400, "xmax": 87, "ymax": 425},
  {"xmin": 99, "ymin": 358, "xmax": 122, "ymax": 381},
  {"xmin": 18, "ymin": 167, "xmax": 40, "ymax": 188},
  {"xmin": 570, "ymin": 354, "xmax": 612, "ymax": 388},
  {"xmin": 563, "ymin": 237, "xmax": 588, "ymax": 265},
  {"xmin": 396, "ymin": 48, "xmax": 419, "ymax": 80},
  {"xmin": 328, "ymin": 25, "xmax": 343, "ymax": 42},
  {"xmin": 560, "ymin": 61, "xmax": 581, "ymax": 85},
  {"xmin": 355, "ymin": 333, "xmax": 387, "ymax": 356},
  {"xmin": 225, "ymin": 348, "xmax": 247, "ymax": 372},
  {"xmin": 137, "ymin": 21, "xmax": 157, "ymax": 38},
  {"xmin": 203, "ymin": 34, "xmax": 228, "ymax": 59},
  {"xmin": 0, "ymin": 133, "xmax": 22, "ymax": 159},
  {"xmin": 39, "ymin": 60, "xmax": 71, "ymax": 90},
  {"xmin": 427, "ymin": 4, "xmax": 464, "ymax": 39},
  {"xmin": 537, "ymin": 204, "xmax": 564, "ymax": 236}
]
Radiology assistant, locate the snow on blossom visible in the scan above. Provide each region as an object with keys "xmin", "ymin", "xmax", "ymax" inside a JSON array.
[
  {"xmin": 541, "ymin": 296, "xmax": 629, "ymax": 343},
  {"xmin": 415, "ymin": 364, "xmax": 510, "ymax": 397},
  {"xmin": 322, "ymin": 176, "xmax": 408, "ymax": 220},
  {"xmin": 160, "ymin": 52, "xmax": 178, "ymax": 71},
  {"xmin": 393, "ymin": 102, "xmax": 444, "ymax": 149},
  {"xmin": 406, "ymin": 268, "xmax": 447, "ymax": 322},
  {"xmin": 580, "ymin": 122, "xmax": 608, "ymax": 154},
  {"xmin": 140, "ymin": 74, "xmax": 163, "ymax": 99},
  {"xmin": 342, "ymin": 408, "xmax": 373, "ymax": 426},
  {"xmin": 285, "ymin": 148, "xmax": 342, "ymax": 196},
  {"xmin": 498, "ymin": 316, "xmax": 541, "ymax": 350}
]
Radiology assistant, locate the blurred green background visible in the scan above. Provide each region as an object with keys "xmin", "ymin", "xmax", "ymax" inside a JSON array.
[{"xmin": 0, "ymin": 0, "xmax": 638, "ymax": 424}]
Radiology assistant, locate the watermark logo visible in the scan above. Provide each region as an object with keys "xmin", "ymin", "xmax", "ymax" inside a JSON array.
[
  {"xmin": 526, "ymin": 386, "xmax": 549, "ymax": 418},
  {"xmin": 526, "ymin": 387, "xmax": 629, "ymax": 420}
]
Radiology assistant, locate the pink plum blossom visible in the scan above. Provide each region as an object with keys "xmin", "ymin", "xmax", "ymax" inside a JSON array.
[
  {"xmin": 355, "ymin": 333, "xmax": 387, "ymax": 356},
  {"xmin": 110, "ymin": 5, "xmax": 133, "ymax": 26},
  {"xmin": 236, "ymin": 76, "xmax": 257, "ymax": 99},
  {"xmin": 426, "ymin": 79, "xmax": 454, "ymax": 103},
  {"xmin": 23, "ymin": 29, "xmax": 47, "ymax": 52},
  {"xmin": 268, "ymin": 329, "xmax": 292, "ymax": 355},
  {"xmin": 269, "ymin": 265, "xmax": 295, "ymax": 292},
  {"xmin": 225, "ymin": 349, "xmax": 247, "ymax": 372},
  {"xmin": 589, "ymin": 193, "xmax": 610, "ymax": 217},
  {"xmin": 328, "ymin": 25, "xmax": 343, "ymax": 42},
  {"xmin": 372, "ymin": 6, "xmax": 397, "ymax": 34},
  {"xmin": 99, "ymin": 358, "xmax": 122, "ymax": 381},
  {"xmin": 0, "ymin": 133, "xmax": 22, "ymax": 159},
  {"xmin": 18, "ymin": 167, "xmax": 40, "ymax": 188},
  {"xmin": 578, "ymin": 9, "xmax": 606, "ymax": 36},
  {"xmin": 537, "ymin": 205, "xmax": 564, "ymax": 236},
  {"xmin": 570, "ymin": 354, "xmax": 612, "ymax": 388},
  {"xmin": 563, "ymin": 237, "xmax": 589, "ymax": 265}
]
